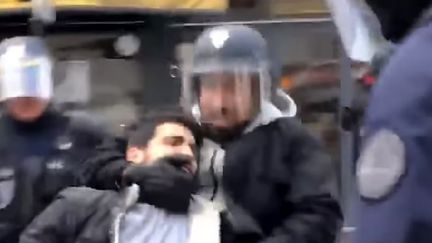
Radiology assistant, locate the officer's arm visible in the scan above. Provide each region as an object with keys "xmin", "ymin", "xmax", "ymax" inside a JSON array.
[
  {"xmin": 263, "ymin": 122, "xmax": 342, "ymax": 243},
  {"xmin": 80, "ymin": 136, "xmax": 128, "ymax": 190},
  {"xmin": 19, "ymin": 188, "xmax": 82, "ymax": 243},
  {"xmin": 67, "ymin": 114, "xmax": 127, "ymax": 190}
]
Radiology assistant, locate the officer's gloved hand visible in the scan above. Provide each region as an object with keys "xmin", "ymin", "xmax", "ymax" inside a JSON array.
[{"xmin": 122, "ymin": 155, "xmax": 198, "ymax": 213}]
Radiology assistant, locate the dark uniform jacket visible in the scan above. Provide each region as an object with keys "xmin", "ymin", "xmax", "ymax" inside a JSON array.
[
  {"xmin": 0, "ymin": 109, "xmax": 112, "ymax": 242},
  {"xmin": 221, "ymin": 117, "xmax": 342, "ymax": 243}
]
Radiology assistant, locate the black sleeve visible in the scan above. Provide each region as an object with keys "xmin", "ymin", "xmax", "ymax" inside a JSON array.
[
  {"xmin": 67, "ymin": 113, "xmax": 128, "ymax": 190},
  {"xmin": 19, "ymin": 188, "xmax": 87, "ymax": 243},
  {"xmin": 220, "ymin": 211, "xmax": 264, "ymax": 243},
  {"xmin": 79, "ymin": 136, "xmax": 129, "ymax": 190},
  {"xmin": 262, "ymin": 120, "xmax": 342, "ymax": 243}
]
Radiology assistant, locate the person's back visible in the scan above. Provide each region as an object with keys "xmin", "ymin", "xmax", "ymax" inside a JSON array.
[
  {"xmin": 355, "ymin": 15, "xmax": 432, "ymax": 243},
  {"xmin": 353, "ymin": 1, "xmax": 432, "ymax": 242}
]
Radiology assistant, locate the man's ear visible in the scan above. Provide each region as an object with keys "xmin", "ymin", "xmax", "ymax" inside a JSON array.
[{"xmin": 126, "ymin": 147, "xmax": 146, "ymax": 164}]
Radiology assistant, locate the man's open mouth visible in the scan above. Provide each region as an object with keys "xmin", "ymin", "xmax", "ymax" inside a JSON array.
[
  {"xmin": 167, "ymin": 155, "xmax": 195, "ymax": 174},
  {"xmin": 181, "ymin": 164, "xmax": 193, "ymax": 174}
]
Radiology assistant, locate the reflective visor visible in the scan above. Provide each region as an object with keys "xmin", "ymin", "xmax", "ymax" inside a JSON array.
[
  {"xmin": 0, "ymin": 57, "xmax": 52, "ymax": 100},
  {"xmin": 181, "ymin": 59, "xmax": 272, "ymax": 127},
  {"xmin": 192, "ymin": 70, "xmax": 261, "ymax": 127}
]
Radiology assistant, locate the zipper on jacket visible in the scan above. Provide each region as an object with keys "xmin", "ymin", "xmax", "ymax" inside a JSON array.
[{"xmin": 209, "ymin": 150, "xmax": 219, "ymax": 201}]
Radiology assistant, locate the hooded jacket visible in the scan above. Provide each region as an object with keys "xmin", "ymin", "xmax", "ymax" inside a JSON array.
[
  {"xmin": 20, "ymin": 185, "xmax": 223, "ymax": 243},
  {"xmin": 196, "ymin": 90, "xmax": 342, "ymax": 243},
  {"xmin": 198, "ymin": 90, "xmax": 297, "ymax": 209}
]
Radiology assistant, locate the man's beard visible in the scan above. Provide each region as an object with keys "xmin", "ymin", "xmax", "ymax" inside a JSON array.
[{"xmin": 201, "ymin": 121, "xmax": 250, "ymax": 144}]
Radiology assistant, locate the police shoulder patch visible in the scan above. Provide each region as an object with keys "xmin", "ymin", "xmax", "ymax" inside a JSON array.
[{"xmin": 357, "ymin": 129, "xmax": 406, "ymax": 199}]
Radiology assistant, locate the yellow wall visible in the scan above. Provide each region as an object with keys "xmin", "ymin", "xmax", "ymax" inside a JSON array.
[
  {"xmin": 270, "ymin": 0, "xmax": 329, "ymax": 17},
  {"xmin": 0, "ymin": 0, "xmax": 227, "ymax": 11}
]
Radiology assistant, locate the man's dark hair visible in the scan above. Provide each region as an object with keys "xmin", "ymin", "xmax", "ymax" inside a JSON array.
[{"xmin": 127, "ymin": 107, "xmax": 202, "ymax": 148}]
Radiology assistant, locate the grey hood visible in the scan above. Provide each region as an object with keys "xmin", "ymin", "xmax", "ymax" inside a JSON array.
[
  {"xmin": 196, "ymin": 90, "xmax": 297, "ymax": 208},
  {"xmin": 244, "ymin": 89, "xmax": 297, "ymax": 133}
]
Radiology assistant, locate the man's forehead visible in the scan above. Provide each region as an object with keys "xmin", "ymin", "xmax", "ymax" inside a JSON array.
[{"xmin": 155, "ymin": 122, "xmax": 195, "ymax": 141}]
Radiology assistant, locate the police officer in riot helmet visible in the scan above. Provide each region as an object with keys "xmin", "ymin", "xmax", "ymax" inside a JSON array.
[
  {"xmin": 182, "ymin": 25, "xmax": 342, "ymax": 242},
  {"xmin": 183, "ymin": 26, "xmax": 296, "ymax": 141},
  {"xmin": 0, "ymin": 36, "xmax": 110, "ymax": 243}
]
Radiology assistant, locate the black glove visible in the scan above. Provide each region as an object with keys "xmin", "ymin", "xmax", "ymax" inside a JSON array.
[{"xmin": 122, "ymin": 156, "xmax": 198, "ymax": 213}]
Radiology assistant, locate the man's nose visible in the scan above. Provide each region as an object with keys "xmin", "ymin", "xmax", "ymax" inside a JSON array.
[
  {"xmin": 178, "ymin": 144, "xmax": 194, "ymax": 157},
  {"xmin": 209, "ymin": 87, "xmax": 228, "ymax": 110}
]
